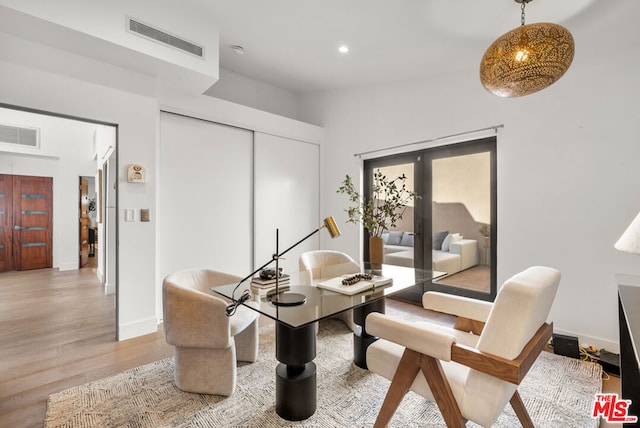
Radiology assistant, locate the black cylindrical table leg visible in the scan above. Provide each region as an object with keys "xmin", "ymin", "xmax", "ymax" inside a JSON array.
[
  {"xmin": 275, "ymin": 322, "xmax": 317, "ymax": 420},
  {"xmin": 353, "ymin": 299, "xmax": 385, "ymax": 369}
]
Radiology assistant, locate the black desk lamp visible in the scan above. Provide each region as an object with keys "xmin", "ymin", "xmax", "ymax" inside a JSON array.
[{"xmin": 226, "ymin": 217, "xmax": 340, "ymax": 314}]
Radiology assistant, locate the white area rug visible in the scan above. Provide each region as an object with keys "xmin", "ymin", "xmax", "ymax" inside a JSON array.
[{"xmin": 45, "ymin": 314, "xmax": 602, "ymax": 427}]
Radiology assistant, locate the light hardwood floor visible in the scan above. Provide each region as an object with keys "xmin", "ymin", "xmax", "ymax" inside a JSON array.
[
  {"xmin": 0, "ymin": 268, "xmax": 621, "ymax": 427},
  {"xmin": 0, "ymin": 268, "xmax": 172, "ymax": 427}
]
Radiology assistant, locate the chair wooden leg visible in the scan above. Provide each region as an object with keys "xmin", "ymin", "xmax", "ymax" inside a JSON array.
[
  {"xmin": 373, "ymin": 349, "xmax": 422, "ymax": 428},
  {"xmin": 420, "ymin": 355, "xmax": 467, "ymax": 428},
  {"xmin": 510, "ymin": 390, "xmax": 534, "ymax": 428}
]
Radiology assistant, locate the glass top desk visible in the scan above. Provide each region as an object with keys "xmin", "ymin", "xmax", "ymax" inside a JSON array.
[{"xmin": 212, "ymin": 263, "xmax": 445, "ymax": 421}]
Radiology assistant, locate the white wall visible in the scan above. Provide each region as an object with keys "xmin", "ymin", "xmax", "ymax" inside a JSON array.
[
  {"xmin": 0, "ymin": 26, "xmax": 323, "ymax": 342},
  {"xmin": 205, "ymin": 68, "xmax": 299, "ymax": 121},
  {"xmin": 0, "ymin": 59, "xmax": 159, "ymax": 340},
  {"xmin": 157, "ymin": 84, "xmax": 322, "ymax": 145},
  {"xmin": 94, "ymin": 125, "xmax": 117, "ymax": 291},
  {"xmin": 0, "ymin": 0, "xmax": 219, "ymax": 93},
  {"xmin": 0, "ymin": 108, "xmax": 97, "ymax": 271},
  {"xmin": 299, "ymin": 6, "xmax": 640, "ymax": 352}
]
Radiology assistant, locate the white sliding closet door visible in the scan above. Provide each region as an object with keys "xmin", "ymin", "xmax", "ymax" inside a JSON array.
[
  {"xmin": 158, "ymin": 113, "xmax": 253, "ymax": 283},
  {"xmin": 254, "ymin": 133, "xmax": 320, "ymax": 274}
]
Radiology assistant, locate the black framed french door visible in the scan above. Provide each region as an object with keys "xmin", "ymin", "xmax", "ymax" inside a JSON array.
[
  {"xmin": 362, "ymin": 151, "xmax": 425, "ymax": 272},
  {"xmin": 364, "ymin": 136, "xmax": 497, "ymax": 305}
]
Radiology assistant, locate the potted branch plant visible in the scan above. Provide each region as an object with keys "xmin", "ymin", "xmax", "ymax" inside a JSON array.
[
  {"xmin": 337, "ymin": 169, "xmax": 420, "ymax": 267},
  {"xmin": 478, "ymin": 223, "xmax": 491, "ymax": 249}
]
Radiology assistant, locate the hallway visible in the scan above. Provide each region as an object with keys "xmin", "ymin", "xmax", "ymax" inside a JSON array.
[{"xmin": 0, "ymin": 268, "xmax": 171, "ymax": 427}]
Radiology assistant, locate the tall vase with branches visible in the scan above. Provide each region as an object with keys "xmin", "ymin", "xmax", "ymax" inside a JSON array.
[{"xmin": 337, "ymin": 169, "xmax": 420, "ymax": 266}]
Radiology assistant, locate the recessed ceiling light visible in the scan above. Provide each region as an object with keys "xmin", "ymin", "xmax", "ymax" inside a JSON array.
[
  {"xmin": 338, "ymin": 45, "xmax": 349, "ymax": 54},
  {"xmin": 231, "ymin": 45, "xmax": 245, "ymax": 55}
]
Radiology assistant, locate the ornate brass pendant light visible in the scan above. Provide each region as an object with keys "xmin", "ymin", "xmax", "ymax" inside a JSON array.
[{"xmin": 480, "ymin": 0, "xmax": 575, "ymax": 97}]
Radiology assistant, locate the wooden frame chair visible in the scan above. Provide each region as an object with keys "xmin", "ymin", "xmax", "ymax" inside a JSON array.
[{"xmin": 366, "ymin": 266, "xmax": 561, "ymax": 427}]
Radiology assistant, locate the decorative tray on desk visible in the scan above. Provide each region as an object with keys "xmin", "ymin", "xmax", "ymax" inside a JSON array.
[{"xmin": 317, "ymin": 274, "xmax": 393, "ymax": 296}]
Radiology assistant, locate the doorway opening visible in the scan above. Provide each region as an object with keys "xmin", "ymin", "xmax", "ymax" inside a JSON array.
[
  {"xmin": 0, "ymin": 104, "xmax": 118, "ymax": 338},
  {"xmin": 79, "ymin": 176, "xmax": 98, "ymax": 269}
]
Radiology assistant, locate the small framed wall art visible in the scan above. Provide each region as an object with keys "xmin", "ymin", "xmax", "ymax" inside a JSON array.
[{"xmin": 127, "ymin": 164, "xmax": 146, "ymax": 183}]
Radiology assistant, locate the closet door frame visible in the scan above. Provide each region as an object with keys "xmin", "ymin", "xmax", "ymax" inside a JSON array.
[
  {"xmin": 254, "ymin": 133, "xmax": 320, "ymax": 274},
  {"xmin": 157, "ymin": 112, "xmax": 254, "ymax": 281},
  {"xmin": 158, "ymin": 112, "xmax": 321, "ymax": 288}
]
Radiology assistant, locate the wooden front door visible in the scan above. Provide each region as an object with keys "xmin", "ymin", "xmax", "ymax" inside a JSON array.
[{"xmin": 0, "ymin": 174, "xmax": 53, "ymax": 272}]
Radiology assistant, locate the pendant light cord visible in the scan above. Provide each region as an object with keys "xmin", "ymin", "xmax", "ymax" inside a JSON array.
[{"xmin": 521, "ymin": 1, "xmax": 526, "ymax": 26}]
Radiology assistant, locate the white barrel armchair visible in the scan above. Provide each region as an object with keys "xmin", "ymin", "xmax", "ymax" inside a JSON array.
[
  {"xmin": 162, "ymin": 269, "xmax": 259, "ymax": 396},
  {"xmin": 366, "ymin": 266, "xmax": 561, "ymax": 427},
  {"xmin": 299, "ymin": 250, "xmax": 361, "ymax": 331}
]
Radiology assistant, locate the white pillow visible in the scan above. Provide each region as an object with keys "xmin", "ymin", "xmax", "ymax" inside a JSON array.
[{"xmin": 440, "ymin": 233, "xmax": 462, "ymax": 252}]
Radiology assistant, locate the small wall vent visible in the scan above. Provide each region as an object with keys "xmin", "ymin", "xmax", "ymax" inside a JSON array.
[
  {"xmin": 127, "ymin": 18, "xmax": 204, "ymax": 58},
  {"xmin": 0, "ymin": 124, "xmax": 39, "ymax": 148}
]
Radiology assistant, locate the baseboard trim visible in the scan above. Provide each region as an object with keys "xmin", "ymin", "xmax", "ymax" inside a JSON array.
[
  {"xmin": 96, "ymin": 268, "xmax": 105, "ymax": 284},
  {"xmin": 104, "ymin": 282, "xmax": 115, "ymax": 295},
  {"xmin": 118, "ymin": 317, "xmax": 158, "ymax": 341},
  {"xmin": 58, "ymin": 262, "xmax": 78, "ymax": 271}
]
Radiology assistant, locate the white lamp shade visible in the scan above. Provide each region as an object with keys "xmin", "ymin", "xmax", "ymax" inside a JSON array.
[{"xmin": 615, "ymin": 212, "xmax": 640, "ymax": 255}]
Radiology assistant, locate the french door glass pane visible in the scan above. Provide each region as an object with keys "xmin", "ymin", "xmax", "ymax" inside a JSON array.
[
  {"xmin": 365, "ymin": 137, "xmax": 497, "ymax": 305},
  {"xmin": 431, "ymin": 152, "xmax": 491, "ymax": 294},
  {"xmin": 376, "ymin": 163, "xmax": 416, "ymax": 269}
]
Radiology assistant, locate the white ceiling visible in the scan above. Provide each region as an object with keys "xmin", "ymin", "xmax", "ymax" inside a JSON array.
[{"xmin": 189, "ymin": 0, "xmax": 601, "ymax": 93}]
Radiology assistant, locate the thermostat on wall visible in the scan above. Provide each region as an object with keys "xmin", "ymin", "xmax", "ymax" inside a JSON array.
[{"xmin": 127, "ymin": 164, "xmax": 146, "ymax": 183}]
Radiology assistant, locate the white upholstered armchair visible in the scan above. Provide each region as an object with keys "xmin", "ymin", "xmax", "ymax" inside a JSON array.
[
  {"xmin": 162, "ymin": 269, "xmax": 259, "ymax": 396},
  {"xmin": 366, "ymin": 266, "xmax": 561, "ymax": 427},
  {"xmin": 299, "ymin": 250, "xmax": 361, "ymax": 331}
]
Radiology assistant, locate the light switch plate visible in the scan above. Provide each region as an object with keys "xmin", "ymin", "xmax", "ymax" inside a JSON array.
[
  {"xmin": 140, "ymin": 209, "xmax": 150, "ymax": 222},
  {"xmin": 125, "ymin": 209, "xmax": 134, "ymax": 222}
]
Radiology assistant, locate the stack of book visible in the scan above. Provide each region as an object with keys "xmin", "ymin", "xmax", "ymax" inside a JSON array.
[{"xmin": 250, "ymin": 274, "xmax": 290, "ymax": 297}]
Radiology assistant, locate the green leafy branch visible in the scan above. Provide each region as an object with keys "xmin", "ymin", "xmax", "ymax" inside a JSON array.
[{"xmin": 337, "ymin": 169, "xmax": 420, "ymax": 237}]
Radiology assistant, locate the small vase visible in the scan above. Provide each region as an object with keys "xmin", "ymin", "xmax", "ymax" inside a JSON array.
[{"xmin": 369, "ymin": 235, "xmax": 384, "ymax": 269}]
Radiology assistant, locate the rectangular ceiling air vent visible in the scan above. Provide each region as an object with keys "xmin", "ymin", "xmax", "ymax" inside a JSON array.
[
  {"xmin": 127, "ymin": 17, "xmax": 204, "ymax": 58},
  {"xmin": 0, "ymin": 124, "xmax": 39, "ymax": 148}
]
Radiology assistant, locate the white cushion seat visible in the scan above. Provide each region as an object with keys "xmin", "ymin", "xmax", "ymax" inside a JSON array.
[{"xmin": 366, "ymin": 266, "xmax": 561, "ymax": 427}]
